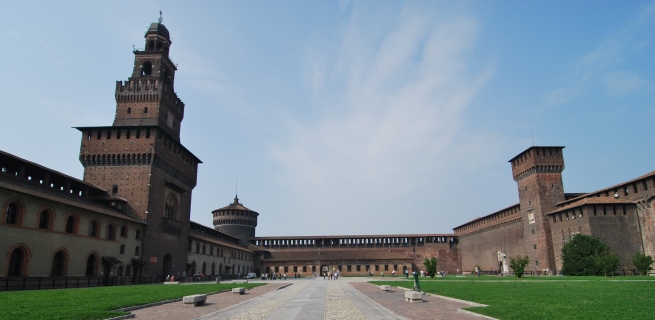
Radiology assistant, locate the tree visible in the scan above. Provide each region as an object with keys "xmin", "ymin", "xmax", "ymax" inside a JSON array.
[
  {"xmin": 423, "ymin": 257, "xmax": 437, "ymax": 278},
  {"xmin": 509, "ymin": 256, "xmax": 529, "ymax": 278},
  {"xmin": 632, "ymin": 252, "xmax": 654, "ymax": 276},
  {"xmin": 561, "ymin": 233, "xmax": 618, "ymax": 276},
  {"xmin": 596, "ymin": 250, "xmax": 620, "ymax": 277}
]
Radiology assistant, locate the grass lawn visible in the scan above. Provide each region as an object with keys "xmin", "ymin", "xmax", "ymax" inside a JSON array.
[
  {"xmin": 372, "ymin": 276, "xmax": 655, "ymax": 319},
  {"xmin": 0, "ymin": 282, "xmax": 264, "ymax": 320}
]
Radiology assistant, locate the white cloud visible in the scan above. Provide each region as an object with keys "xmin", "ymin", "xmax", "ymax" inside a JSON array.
[
  {"xmin": 267, "ymin": 3, "xmax": 493, "ymax": 232},
  {"xmin": 602, "ymin": 71, "xmax": 652, "ymax": 95}
]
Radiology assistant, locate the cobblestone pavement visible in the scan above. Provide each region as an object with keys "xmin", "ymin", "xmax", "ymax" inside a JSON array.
[{"xmin": 126, "ymin": 278, "xmax": 494, "ymax": 320}]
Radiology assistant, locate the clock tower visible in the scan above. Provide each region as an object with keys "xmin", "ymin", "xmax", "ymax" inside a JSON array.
[{"xmin": 76, "ymin": 20, "xmax": 201, "ymax": 278}]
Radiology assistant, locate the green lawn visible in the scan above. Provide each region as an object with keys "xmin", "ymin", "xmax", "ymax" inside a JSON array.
[
  {"xmin": 372, "ymin": 277, "xmax": 655, "ymax": 319},
  {"xmin": 0, "ymin": 283, "xmax": 264, "ymax": 320}
]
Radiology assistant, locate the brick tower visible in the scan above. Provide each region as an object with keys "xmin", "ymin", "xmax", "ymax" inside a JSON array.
[
  {"xmin": 213, "ymin": 196, "xmax": 259, "ymax": 246},
  {"xmin": 509, "ymin": 146, "xmax": 565, "ymax": 273},
  {"xmin": 76, "ymin": 20, "xmax": 201, "ymax": 278}
]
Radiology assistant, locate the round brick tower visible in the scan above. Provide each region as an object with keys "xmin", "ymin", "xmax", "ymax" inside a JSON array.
[{"xmin": 212, "ymin": 196, "xmax": 258, "ymax": 246}]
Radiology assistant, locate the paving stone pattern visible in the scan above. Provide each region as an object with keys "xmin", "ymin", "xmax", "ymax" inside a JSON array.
[{"xmin": 127, "ymin": 279, "xmax": 493, "ymax": 320}]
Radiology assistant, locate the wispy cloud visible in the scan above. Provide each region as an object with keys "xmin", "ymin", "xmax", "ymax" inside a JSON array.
[
  {"xmin": 267, "ymin": 3, "xmax": 493, "ymax": 232},
  {"xmin": 602, "ymin": 70, "xmax": 653, "ymax": 95},
  {"xmin": 546, "ymin": 3, "xmax": 655, "ymax": 105}
]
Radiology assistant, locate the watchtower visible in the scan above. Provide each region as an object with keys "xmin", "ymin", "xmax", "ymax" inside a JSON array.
[
  {"xmin": 76, "ymin": 20, "xmax": 201, "ymax": 278},
  {"xmin": 509, "ymin": 146, "xmax": 565, "ymax": 272},
  {"xmin": 212, "ymin": 196, "xmax": 259, "ymax": 246}
]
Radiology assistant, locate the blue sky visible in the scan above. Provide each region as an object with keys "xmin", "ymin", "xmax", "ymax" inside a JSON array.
[{"xmin": 1, "ymin": 1, "xmax": 654, "ymax": 236}]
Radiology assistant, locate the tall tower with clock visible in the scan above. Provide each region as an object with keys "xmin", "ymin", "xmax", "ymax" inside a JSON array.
[{"xmin": 76, "ymin": 18, "xmax": 201, "ymax": 278}]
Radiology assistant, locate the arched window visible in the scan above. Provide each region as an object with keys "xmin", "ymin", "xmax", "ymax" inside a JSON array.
[
  {"xmin": 85, "ymin": 254, "xmax": 97, "ymax": 276},
  {"xmin": 51, "ymin": 250, "xmax": 67, "ymax": 276},
  {"xmin": 141, "ymin": 61, "xmax": 152, "ymax": 76},
  {"xmin": 38, "ymin": 210, "xmax": 52, "ymax": 230},
  {"xmin": 65, "ymin": 215, "xmax": 78, "ymax": 234},
  {"xmin": 164, "ymin": 195, "xmax": 178, "ymax": 219},
  {"xmin": 5, "ymin": 202, "xmax": 20, "ymax": 225},
  {"xmin": 202, "ymin": 262, "xmax": 207, "ymax": 275},
  {"xmin": 7, "ymin": 247, "xmax": 28, "ymax": 276},
  {"xmin": 89, "ymin": 221, "xmax": 99, "ymax": 237},
  {"xmin": 106, "ymin": 224, "xmax": 116, "ymax": 240},
  {"xmin": 120, "ymin": 226, "xmax": 127, "ymax": 237}
]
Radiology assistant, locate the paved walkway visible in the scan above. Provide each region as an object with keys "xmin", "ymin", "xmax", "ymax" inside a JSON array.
[{"xmin": 127, "ymin": 278, "xmax": 493, "ymax": 320}]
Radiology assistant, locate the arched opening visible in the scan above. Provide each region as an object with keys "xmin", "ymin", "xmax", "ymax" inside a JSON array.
[
  {"xmin": 88, "ymin": 221, "xmax": 99, "ymax": 237},
  {"xmin": 162, "ymin": 254, "xmax": 172, "ymax": 276},
  {"xmin": 164, "ymin": 195, "xmax": 178, "ymax": 220},
  {"xmin": 7, "ymin": 247, "xmax": 27, "ymax": 276},
  {"xmin": 86, "ymin": 254, "xmax": 98, "ymax": 276},
  {"xmin": 38, "ymin": 209, "xmax": 52, "ymax": 230},
  {"xmin": 51, "ymin": 250, "xmax": 67, "ymax": 276},
  {"xmin": 5, "ymin": 202, "xmax": 21, "ymax": 225},
  {"xmin": 202, "ymin": 262, "xmax": 206, "ymax": 275},
  {"xmin": 141, "ymin": 61, "xmax": 152, "ymax": 76},
  {"xmin": 64, "ymin": 215, "xmax": 77, "ymax": 234},
  {"xmin": 106, "ymin": 224, "xmax": 116, "ymax": 240},
  {"xmin": 211, "ymin": 262, "xmax": 215, "ymax": 276}
]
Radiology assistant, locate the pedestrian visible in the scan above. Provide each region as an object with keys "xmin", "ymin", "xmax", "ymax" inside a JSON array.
[
  {"xmin": 381, "ymin": 272, "xmax": 384, "ymax": 277},
  {"xmin": 165, "ymin": 274, "xmax": 171, "ymax": 282},
  {"xmin": 392, "ymin": 270, "xmax": 395, "ymax": 277},
  {"xmin": 284, "ymin": 273, "xmax": 287, "ymax": 280},
  {"xmin": 323, "ymin": 272, "xmax": 326, "ymax": 280},
  {"xmin": 405, "ymin": 269, "xmax": 409, "ymax": 278}
]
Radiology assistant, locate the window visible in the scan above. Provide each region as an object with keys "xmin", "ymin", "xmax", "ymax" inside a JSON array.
[
  {"xmin": 375, "ymin": 265, "xmax": 379, "ymax": 271},
  {"xmin": 135, "ymin": 246, "xmax": 140, "ymax": 256},
  {"xmin": 120, "ymin": 244, "xmax": 125, "ymax": 254},
  {"xmin": 135, "ymin": 229, "xmax": 141, "ymax": 239},
  {"xmin": 164, "ymin": 195, "xmax": 178, "ymax": 219},
  {"xmin": 347, "ymin": 265, "xmax": 352, "ymax": 272},
  {"xmin": 385, "ymin": 265, "xmax": 389, "ymax": 271},
  {"xmin": 112, "ymin": 185, "xmax": 118, "ymax": 194},
  {"xmin": 356, "ymin": 265, "xmax": 361, "ymax": 272},
  {"xmin": 65, "ymin": 215, "xmax": 77, "ymax": 234},
  {"xmin": 89, "ymin": 221, "xmax": 99, "ymax": 237},
  {"xmin": 85, "ymin": 254, "xmax": 97, "ymax": 276},
  {"xmin": 38, "ymin": 210, "xmax": 51, "ymax": 230},
  {"xmin": 8, "ymin": 247, "xmax": 27, "ymax": 276},
  {"xmin": 143, "ymin": 107, "xmax": 148, "ymax": 114},
  {"xmin": 293, "ymin": 266, "xmax": 298, "ymax": 272},
  {"xmin": 120, "ymin": 226, "xmax": 127, "ymax": 237},
  {"xmin": 51, "ymin": 250, "xmax": 66, "ymax": 276},
  {"xmin": 117, "ymin": 266, "xmax": 123, "ymax": 277},
  {"xmin": 5, "ymin": 202, "xmax": 20, "ymax": 225},
  {"xmin": 127, "ymin": 107, "xmax": 131, "ymax": 114},
  {"xmin": 106, "ymin": 224, "xmax": 116, "ymax": 240},
  {"xmin": 126, "ymin": 266, "xmax": 132, "ymax": 277},
  {"xmin": 303, "ymin": 266, "xmax": 307, "ymax": 272},
  {"xmin": 126, "ymin": 129, "xmax": 131, "ymax": 139}
]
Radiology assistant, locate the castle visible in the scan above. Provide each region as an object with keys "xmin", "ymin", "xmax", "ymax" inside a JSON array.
[{"xmin": 1, "ymin": 21, "xmax": 653, "ymax": 284}]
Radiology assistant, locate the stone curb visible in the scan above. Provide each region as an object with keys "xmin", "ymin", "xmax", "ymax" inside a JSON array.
[{"xmin": 105, "ymin": 288, "xmax": 234, "ymax": 320}]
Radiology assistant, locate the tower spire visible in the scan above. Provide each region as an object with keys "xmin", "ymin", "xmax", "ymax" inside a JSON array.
[{"xmin": 158, "ymin": 10, "xmax": 163, "ymax": 23}]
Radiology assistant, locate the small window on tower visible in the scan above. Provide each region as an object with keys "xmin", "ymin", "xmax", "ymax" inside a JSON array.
[
  {"xmin": 141, "ymin": 62, "xmax": 152, "ymax": 76},
  {"xmin": 127, "ymin": 107, "xmax": 131, "ymax": 114},
  {"xmin": 143, "ymin": 107, "xmax": 148, "ymax": 114},
  {"xmin": 112, "ymin": 185, "xmax": 118, "ymax": 194}
]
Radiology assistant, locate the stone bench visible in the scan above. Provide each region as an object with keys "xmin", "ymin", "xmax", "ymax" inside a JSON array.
[
  {"xmin": 231, "ymin": 280, "xmax": 248, "ymax": 284},
  {"xmin": 404, "ymin": 291, "xmax": 423, "ymax": 303},
  {"xmin": 164, "ymin": 281, "xmax": 179, "ymax": 285},
  {"xmin": 232, "ymin": 287, "xmax": 246, "ymax": 294},
  {"xmin": 380, "ymin": 285, "xmax": 392, "ymax": 292},
  {"xmin": 183, "ymin": 294, "xmax": 207, "ymax": 307}
]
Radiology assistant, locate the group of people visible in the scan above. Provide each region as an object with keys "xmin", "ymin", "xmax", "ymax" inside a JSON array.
[
  {"xmin": 261, "ymin": 273, "xmax": 288, "ymax": 280},
  {"xmin": 323, "ymin": 270, "xmax": 339, "ymax": 280}
]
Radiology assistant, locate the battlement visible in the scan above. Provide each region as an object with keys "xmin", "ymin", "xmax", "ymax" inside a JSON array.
[
  {"xmin": 115, "ymin": 80, "xmax": 185, "ymax": 113},
  {"xmin": 510, "ymin": 146, "xmax": 565, "ymax": 182}
]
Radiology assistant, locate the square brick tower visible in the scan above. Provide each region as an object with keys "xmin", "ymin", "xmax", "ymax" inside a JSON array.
[
  {"xmin": 76, "ymin": 20, "xmax": 201, "ymax": 278},
  {"xmin": 509, "ymin": 146, "xmax": 565, "ymax": 273}
]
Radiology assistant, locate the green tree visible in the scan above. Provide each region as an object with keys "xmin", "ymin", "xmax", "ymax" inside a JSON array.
[
  {"xmin": 632, "ymin": 252, "xmax": 654, "ymax": 276},
  {"xmin": 423, "ymin": 257, "xmax": 437, "ymax": 278},
  {"xmin": 561, "ymin": 233, "xmax": 619, "ymax": 276},
  {"xmin": 509, "ymin": 256, "xmax": 529, "ymax": 278},
  {"xmin": 596, "ymin": 249, "xmax": 620, "ymax": 277}
]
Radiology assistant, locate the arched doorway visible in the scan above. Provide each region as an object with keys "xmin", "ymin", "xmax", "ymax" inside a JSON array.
[
  {"xmin": 86, "ymin": 254, "xmax": 98, "ymax": 276},
  {"xmin": 211, "ymin": 262, "xmax": 215, "ymax": 276},
  {"xmin": 51, "ymin": 250, "xmax": 67, "ymax": 276},
  {"xmin": 8, "ymin": 247, "xmax": 26, "ymax": 276},
  {"xmin": 162, "ymin": 254, "xmax": 172, "ymax": 277},
  {"xmin": 202, "ymin": 262, "xmax": 206, "ymax": 275}
]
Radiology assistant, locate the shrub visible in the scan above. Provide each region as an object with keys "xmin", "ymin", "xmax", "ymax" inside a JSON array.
[
  {"xmin": 632, "ymin": 252, "xmax": 654, "ymax": 276},
  {"xmin": 423, "ymin": 257, "xmax": 437, "ymax": 278},
  {"xmin": 509, "ymin": 256, "xmax": 529, "ymax": 278},
  {"xmin": 561, "ymin": 233, "xmax": 620, "ymax": 276}
]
